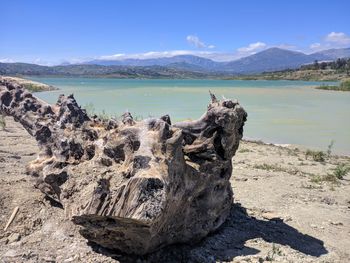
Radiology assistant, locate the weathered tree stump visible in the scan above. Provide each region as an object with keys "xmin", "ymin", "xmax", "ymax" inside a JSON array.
[{"xmin": 0, "ymin": 78, "xmax": 247, "ymax": 255}]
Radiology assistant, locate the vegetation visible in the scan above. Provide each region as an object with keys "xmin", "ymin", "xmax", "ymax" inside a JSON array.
[
  {"xmin": 253, "ymin": 163, "xmax": 299, "ymax": 175},
  {"xmin": 84, "ymin": 102, "xmax": 97, "ymax": 117},
  {"xmin": 305, "ymin": 149, "xmax": 326, "ymax": 162},
  {"xmin": 1, "ymin": 57, "xmax": 350, "ymax": 81},
  {"xmin": 84, "ymin": 102, "xmax": 146, "ymax": 121},
  {"xmin": 316, "ymin": 78, "xmax": 350, "ymax": 91},
  {"xmin": 301, "ymin": 58, "xmax": 350, "ymax": 72},
  {"xmin": 0, "ymin": 76, "xmax": 55, "ymax": 92},
  {"xmin": 0, "ymin": 62, "xmax": 229, "ymax": 79},
  {"xmin": 229, "ymin": 58, "xmax": 350, "ymax": 81},
  {"xmin": 0, "ymin": 114, "xmax": 5, "ymax": 130},
  {"xmin": 22, "ymin": 83, "xmax": 50, "ymax": 92},
  {"xmin": 310, "ymin": 163, "xmax": 349, "ymax": 184},
  {"xmin": 238, "ymin": 148, "xmax": 253, "ymax": 153},
  {"xmin": 265, "ymin": 243, "xmax": 283, "ymax": 261},
  {"xmin": 84, "ymin": 102, "xmax": 115, "ymax": 120},
  {"xmin": 311, "ymin": 173, "xmax": 339, "ymax": 184},
  {"xmin": 304, "ymin": 140, "xmax": 336, "ymax": 162},
  {"xmin": 333, "ymin": 163, "xmax": 350, "ymax": 179},
  {"xmin": 327, "ymin": 140, "xmax": 335, "ymax": 157}
]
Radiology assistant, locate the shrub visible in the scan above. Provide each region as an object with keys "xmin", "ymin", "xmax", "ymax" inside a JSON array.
[
  {"xmin": 311, "ymin": 173, "xmax": 338, "ymax": 183},
  {"xmin": 238, "ymin": 148, "xmax": 252, "ymax": 153},
  {"xmin": 253, "ymin": 163, "xmax": 299, "ymax": 175},
  {"xmin": 305, "ymin": 149, "xmax": 326, "ymax": 162},
  {"xmin": 340, "ymin": 78, "xmax": 350, "ymax": 90},
  {"xmin": 266, "ymin": 243, "xmax": 282, "ymax": 261},
  {"xmin": 84, "ymin": 103, "xmax": 112, "ymax": 120},
  {"xmin": 316, "ymin": 79, "xmax": 350, "ymax": 91},
  {"xmin": 327, "ymin": 140, "xmax": 335, "ymax": 157},
  {"xmin": 310, "ymin": 164, "xmax": 349, "ymax": 184},
  {"xmin": 84, "ymin": 102, "xmax": 96, "ymax": 117},
  {"xmin": 333, "ymin": 164, "xmax": 350, "ymax": 179}
]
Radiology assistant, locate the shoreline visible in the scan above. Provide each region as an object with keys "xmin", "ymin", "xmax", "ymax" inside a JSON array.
[
  {"xmin": 3, "ymin": 76, "xmax": 348, "ymax": 155},
  {"xmin": 0, "ymin": 76, "xmax": 57, "ymax": 92},
  {"xmin": 1, "ymin": 114, "xmax": 349, "ymax": 158},
  {"xmin": 242, "ymin": 138, "xmax": 350, "ymax": 157},
  {"xmin": 27, "ymin": 74, "xmax": 338, "ymax": 82}
]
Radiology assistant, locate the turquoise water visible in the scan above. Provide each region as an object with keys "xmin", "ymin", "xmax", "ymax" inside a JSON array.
[{"xmin": 29, "ymin": 77, "xmax": 350, "ymax": 154}]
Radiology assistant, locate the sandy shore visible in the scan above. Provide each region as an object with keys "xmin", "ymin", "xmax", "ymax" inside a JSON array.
[
  {"xmin": 0, "ymin": 76, "xmax": 56, "ymax": 92},
  {"xmin": 0, "ymin": 117, "xmax": 349, "ymax": 262}
]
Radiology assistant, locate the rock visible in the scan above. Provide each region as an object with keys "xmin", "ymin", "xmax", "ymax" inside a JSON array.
[
  {"xmin": 262, "ymin": 212, "xmax": 283, "ymax": 221},
  {"xmin": 42, "ymin": 256, "xmax": 56, "ymax": 262},
  {"xmin": 2, "ymin": 249, "xmax": 21, "ymax": 258},
  {"xmin": 0, "ymin": 78, "xmax": 247, "ymax": 254},
  {"xmin": 330, "ymin": 221, "xmax": 343, "ymax": 226},
  {"xmin": 6, "ymin": 233, "xmax": 21, "ymax": 244}
]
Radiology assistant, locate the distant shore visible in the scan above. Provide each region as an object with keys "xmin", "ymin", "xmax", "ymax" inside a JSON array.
[{"xmin": 0, "ymin": 76, "xmax": 57, "ymax": 92}]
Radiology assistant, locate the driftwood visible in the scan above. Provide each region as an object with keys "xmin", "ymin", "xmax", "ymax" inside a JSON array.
[
  {"xmin": 4, "ymin": 206, "xmax": 19, "ymax": 231},
  {"xmin": 0, "ymin": 78, "xmax": 247, "ymax": 255}
]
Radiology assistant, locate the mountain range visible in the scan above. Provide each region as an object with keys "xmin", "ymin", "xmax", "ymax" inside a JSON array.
[
  {"xmin": 1, "ymin": 47, "xmax": 350, "ymax": 77},
  {"xmin": 84, "ymin": 47, "xmax": 350, "ymax": 73}
]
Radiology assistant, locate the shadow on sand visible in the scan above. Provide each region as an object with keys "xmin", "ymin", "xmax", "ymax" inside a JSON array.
[{"xmin": 90, "ymin": 203, "xmax": 328, "ymax": 262}]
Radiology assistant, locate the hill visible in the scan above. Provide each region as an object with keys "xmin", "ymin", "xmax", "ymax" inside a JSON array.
[
  {"xmin": 87, "ymin": 55, "xmax": 222, "ymax": 71},
  {"xmin": 222, "ymin": 48, "xmax": 312, "ymax": 73},
  {"xmin": 83, "ymin": 47, "xmax": 350, "ymax": 73},
  {"xmin": 0, "ymin": 63, "xmax": 226, "ymax": 79},
  {"xmin": 1, "ymin": 47, "xmax": 350, "ymax": 78},
  {"xmin": 230, "ymin": 58, "xmax": 350, "ymax": 81},
  {"xmin": 312, "ymin": 47, "xmax": 350, "ymax": 60}
]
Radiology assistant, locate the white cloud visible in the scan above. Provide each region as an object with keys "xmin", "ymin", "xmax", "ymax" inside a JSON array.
[
  {"xmin": 309, "ymin": 42, "xmax": 325, "ymax": 51},
  {"xmin": 0, "ymin": 58, "xmax": 14, "ymax": 63},
  {"xmin": 237, "ymin": 42, "xmax": 267, "ymax": 55},
  {"xmin": 310, "ymin": 43, "xmax": 321, "ymax": 49},
  {"xmin": 306, "ymin": 32, "xmax": 350, "ymax": 53},
  {"xmin": 32, "ymin": 58, "xmax": 54, "ymax": 66},
  {"xmin": 97, "ymin": 49, "xmax": 260, "ymax": 62},
  {"xmin": 186, "ymin": 35, "xmax": 206, "ymax": 48},
  {"xmin": 99, "ymin": 50, "xmax": 212, "ymax": 60},
  {"xmin": 186, "ymin": 35, "xmax": 215, "ymax": 49},
  {"xmin": 201, "ymin": 52, "xmax": 241, "ymax": 61},
  {"xmin": 325, "ymin": 32, "xmax": 350, "ymax": 45}
]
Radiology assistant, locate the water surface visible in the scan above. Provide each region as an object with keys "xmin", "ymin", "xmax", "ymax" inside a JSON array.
[{"xmin": 30, "ymin": 78, "xmax": 350, "ymax": 154}]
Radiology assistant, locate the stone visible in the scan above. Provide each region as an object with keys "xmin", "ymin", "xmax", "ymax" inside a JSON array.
[
  {"xmin": 0, "ymin": 78, "xmax": 247, "ymax": 255},
  {"xmin": 6, "ymin": 233, "xmax": 21, "ymax": 244},
  {"xmin": 330, "ymin": 221, "xmax": 343, "ymax": 226}
]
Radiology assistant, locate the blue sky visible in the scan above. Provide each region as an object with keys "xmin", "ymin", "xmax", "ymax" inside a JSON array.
[{"xmin": 1, "ymin": 0, "xmax": 350, "ymax": 64}]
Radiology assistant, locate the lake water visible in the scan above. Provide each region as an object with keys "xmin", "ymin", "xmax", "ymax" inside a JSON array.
[{"xmin": 29, "ymin": 77, "xmax": 350, "ymax": 155}]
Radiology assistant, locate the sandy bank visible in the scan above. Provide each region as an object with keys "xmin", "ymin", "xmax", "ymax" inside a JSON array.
[
  {"xmin": 0, "ymin": 76, "xmax": 57, "ymax": 92},
  {"xmin": 0, "ymin": 117, "xmax": 349, "ymax": 262}
]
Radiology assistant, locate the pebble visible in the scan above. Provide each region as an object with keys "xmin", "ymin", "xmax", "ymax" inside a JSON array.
[
  {"xmin": 6, "ymin": 233, "xmax": 21, "ymax": 244},
  {"xmin": 2, "ymin": 249, "xmax": 21, "ymax": 257},
  {"xmin": 42, "ymin": 256, "xmax": 56, "ymax": 262},
  {"xmin": 284, "ymin": 216, "xmax": 293, "ymax": 222},
  {"xmin": 262, "ymin": 212, "xmax": 283, "ymax": 221},
  {"xmin": 330, "ymin": 221, "xmax": 343, "ymax": 226}
]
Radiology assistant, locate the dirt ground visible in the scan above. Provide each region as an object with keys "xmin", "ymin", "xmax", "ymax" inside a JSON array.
[{"xmin": 0, "ymin": 117, "xmax": 349, "ymax": 263}]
